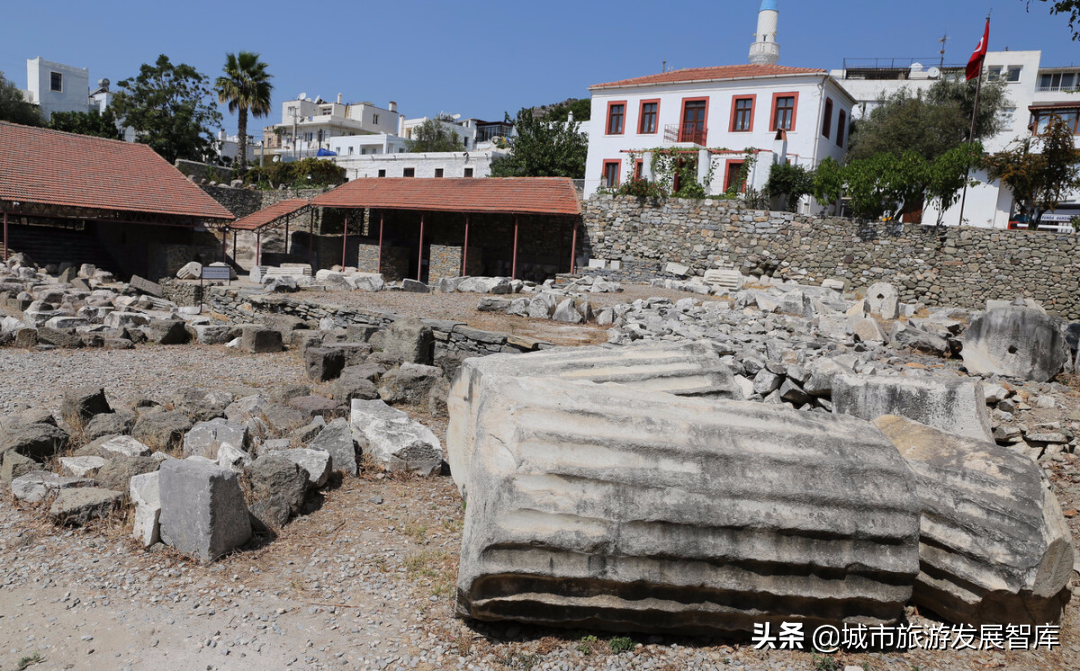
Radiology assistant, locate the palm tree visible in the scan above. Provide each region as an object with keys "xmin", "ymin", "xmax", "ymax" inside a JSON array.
[{"xmin": 215, "ymin": 51, "xmax": 273, "ymax": 171}]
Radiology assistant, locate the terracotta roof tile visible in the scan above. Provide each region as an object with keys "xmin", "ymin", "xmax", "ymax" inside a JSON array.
[
  {"xmin": 231, "ymin": 198, "xmax": 311, "ymax": 231},
  {"xmin": 312, "ymin": 177, "xmax": 581, "ymax": 216},
  {"xmin": 591, "ymin": 64, "xmax": 826, "ymax": 90},
  {"xmin": 0, "ymin": 122, "xmax": 234, "ymax": 222}
]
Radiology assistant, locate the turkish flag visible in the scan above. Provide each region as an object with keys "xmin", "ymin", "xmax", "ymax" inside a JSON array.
[{"xmin": 966, "ymin": 19, "xmax": 990, "ymax": 81}]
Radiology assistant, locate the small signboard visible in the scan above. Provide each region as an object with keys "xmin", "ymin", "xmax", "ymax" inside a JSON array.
[{"xmin": 201, "ymin": 266, "xmax": 233, "ymax": 283}]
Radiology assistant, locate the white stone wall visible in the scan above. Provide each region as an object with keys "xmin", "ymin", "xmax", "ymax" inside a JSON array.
[{"xmin": 335, "ymin": 150, "xmax": 507, "ymax": 180}]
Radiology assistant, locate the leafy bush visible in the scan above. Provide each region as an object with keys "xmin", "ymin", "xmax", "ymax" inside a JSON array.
[
  {"xmin": 617, "ymin": 178, "xmax": 668, "ymax": 199},
  {"xmin": 609, "ymin": 636, "xmax": 635, "ymax": 653},
  {"xmin": 765, "ymin": 162, "xmax": 814, "ymax": 211},
  {"xmin": 245, "ymin": 157, "xmax": 346, "ymax": 189}
]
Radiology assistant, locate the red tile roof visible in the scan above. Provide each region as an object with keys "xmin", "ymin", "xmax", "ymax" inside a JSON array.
[
  {"xmin": 231, "ymin": 198, "xmax": 311, "ymax": 231},
  {"xmin": 591, "ymin": 64, "xmax": 826, "ymax": 90},
  {"xmin": 0, "ymin": 122, "xmax": 234, "ymax": 223},
  {"xmin": 312, "ymin": 177, "xmax": 581, "ymax": 216}
]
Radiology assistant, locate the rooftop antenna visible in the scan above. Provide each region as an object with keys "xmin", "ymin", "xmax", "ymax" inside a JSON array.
[
  {"xmin": 938, "ymin": 33, "xmax": 949, "ymax": 68},
  {"xmin": 662, "ymin": 56, "xmax": 667, "ymax": 73}
]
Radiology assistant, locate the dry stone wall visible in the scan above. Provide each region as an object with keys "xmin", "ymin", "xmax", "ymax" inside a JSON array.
[
  {"xmin": 202, "ymin": 287, "xmax": 547, "ymax": 357},
  {"xmin": 582, "ymin": 196, "xmax": 1080, "ymax": 319}
]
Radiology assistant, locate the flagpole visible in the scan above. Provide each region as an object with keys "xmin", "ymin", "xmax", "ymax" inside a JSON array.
[{"xmin": 958, "ymin": 12, "xmax": 990, "ymax": 228}]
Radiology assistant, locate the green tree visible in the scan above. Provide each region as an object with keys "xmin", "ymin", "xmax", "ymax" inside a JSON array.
[
  {"xmin": 811, "ymin": 157, "xmax": 844, "ymax": 212},
  {"xmin": 214, "ymin": 51, "xmax": 273, "ymax": 172},
  {"xmin": 925, "ymin": 143, "xmax": 983, "ymax": 224},
  {"xmin": 111, "ymin": 55, "xmax": 223, "ymax": 164},
  {"xmin": 407, "ymin": 119, "xmax": 463, "ymax": 152},
  {"xmin": 1025, "ymin": 0, "xmax": 1080, "ymax": 38},
  {"xmin": 0, "ymin": 70, "xmax": 44, "ymax": 126},
  {"xmin": 848, "ymin": 78, "xmax": 1009, "ymax": 163},
  {"xmin": 49, "ymin": 108, "xmax": 123, "ymax": 139},
  {"xmin": 541, "ymin": 98, "xmax": 591, "ymax": 123},
  {"xmin": 765, "ymin": 162, "xmax": 814, "ymax": 212},
  {"xmin": 985, "ymin": 117, "xmax": 1080, "ymax": 228},
  {"xmin": 490, "ymin": 107, "xmax": 587, "ymax": 178}
]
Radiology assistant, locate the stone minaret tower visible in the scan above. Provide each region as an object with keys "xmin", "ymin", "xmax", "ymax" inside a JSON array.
[{"xmin": 749, "ymin": 0, "xmax": 780, "ymax": 65}]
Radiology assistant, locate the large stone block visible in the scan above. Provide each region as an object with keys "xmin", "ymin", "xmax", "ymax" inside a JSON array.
[
  {"xmin": 380, "ymin": 318, "xmax": 434, "ymax": 365},
  {"xmin": 130, "ymin": 471, "xmax": 161, "ymax": 547},
  {"xmin": 304, "ymin": 347, "xmax": 346, "ymax": 382},
  {"xmin": 447, "ymin": 341, "xmax": 741, "ymax": 498},
  {"xmin": 240, "ymin": 325, "xmax": 283, "ymax": 353},
  {"xmin": 0, "ymin": 422, "xmax": 69, "ymax": 462},
  {"xmin": 874, "ymin": 416, "xmax": 1075, "ymax": 626},
  {"xmin": 132, "ymin": 411, "xmax": 193, "ymax": 452},
  {"xmin": 350, "ymin": 400, "xmax": 442, "ymax": 475},
  {"xmin": 455, "ymin": 376, "xmax": 921, "ymax": 635},
  {"xmin": 832, "ymin": 374, "xmax": 993, "ymax": 442},
  {"xmin": 308, "ymin": 417, "xmax": 359, "ymax": 476},
  {"xmin": 60, "ymin": 386, "xmax": 112, "ymax": 428},
  {"xmin": 49, "ymin": 487, "xmax": 123, "ymax": 526},
  {"xmin": 378, "ymin": 363, "xmax": 442, "ymax": 406},
  {"xmin": 961, "ymin": 306, "xmax": 1071, "ymax": 382},
  {"xmin": 158, "ymin": 459, "xmax": 252, "ymax": 563},
  {"xmin": 182, "ymin": 418, "xmax": 249, "ymax": 459}
]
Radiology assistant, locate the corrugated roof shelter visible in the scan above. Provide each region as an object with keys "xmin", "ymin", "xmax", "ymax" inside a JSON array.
[
  {"xmin": 312, "ymin": 177, "xmax": 581, "ymax": 216},
  {"xmin": 0, "ymin": 121, "xmax": 234, "ymax": 264},
  {"xmin": 229, "ymin": 198, "xmax": 314, "ymax": 267},
  {"xmin": 0, "ymin": 122, "xmax": 234, "ymax": 224},
  {"xmin": 312, "ymin": 177, "xmax": 583, "ymax": 280}
]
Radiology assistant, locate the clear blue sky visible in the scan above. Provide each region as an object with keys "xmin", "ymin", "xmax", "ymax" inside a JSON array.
[{"xmin": 1, "ymin": 0, "xmax": 1077, "ymax": 138}]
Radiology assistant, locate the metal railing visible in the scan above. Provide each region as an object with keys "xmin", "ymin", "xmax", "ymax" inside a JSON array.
[{"xmin": 664, "ymin": 123, "xmax": 707, "ymax": 145}]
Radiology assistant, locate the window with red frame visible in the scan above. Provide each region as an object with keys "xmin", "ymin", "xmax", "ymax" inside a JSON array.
[
  {"xmin": 773, "ymin": 96, "xmax": 795, "ymax": 131},
  {"xmin": 633, "ymin": 159, "xmax": 643, "ymax": 180},
  {"xmin": 733, "ymin": 97, "xmax": 754, "ymax": 132},
  {"xmin": 639, "ymin": 102, "xmax": 658, "ymax": 134},
  {"xmin": 724, "ymin": 162, "xmax": 745, "ymax": 193},
  {"xmin": 836, "ymin": 110, "xmax": 846, "ymax": 147},
  {"xmin": 822, "ymin": 98, "xmax": 833, "ymax": 139},
  {"xmin": 602, "ymin": 160, "xmax": 621, "ymax": 188},
  {"xmin": 606, "ymin": 103, "xmax": 625, "ymax": 135}
]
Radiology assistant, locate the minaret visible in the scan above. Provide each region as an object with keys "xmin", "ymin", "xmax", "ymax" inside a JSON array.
[{"xmin": 749, "ymin": 0, "xmax": 780, "ymax": 65}]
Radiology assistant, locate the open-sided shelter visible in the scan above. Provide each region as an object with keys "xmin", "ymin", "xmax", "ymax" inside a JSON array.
[
  {"xmin": 311, "ymin": 177, "xmax": 582, "ymax": 283},
  {"xmin": 0, "ymin": 122, "xmax": 234, "ymax": 279}
]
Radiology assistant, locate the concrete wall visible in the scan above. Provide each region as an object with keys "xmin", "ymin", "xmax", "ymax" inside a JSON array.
[
  {"xmin": 583, "ymin": 195, "xmax": 1080, "ymax": 319},
  {"xmin": 26, "ymin": 57, "xmax": 90, "ymax": 119},
  {"xmin": 334, "ymin": 151, "xmax": 504, "ymax": 180}
]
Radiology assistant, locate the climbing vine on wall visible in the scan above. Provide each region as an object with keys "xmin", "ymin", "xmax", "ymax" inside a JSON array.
[{"xmin": 600, "ymin": 147, "xmax": 759, "ymax": 201}]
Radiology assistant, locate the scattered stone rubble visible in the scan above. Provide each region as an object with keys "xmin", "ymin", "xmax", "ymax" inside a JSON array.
[{"xmin": 0, "ymin": 311, "xmax": 452, "ymax": 563}]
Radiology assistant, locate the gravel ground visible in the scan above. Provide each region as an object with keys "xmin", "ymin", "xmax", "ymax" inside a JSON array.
[{"xmin": 0, "ymin": 346, "xmax": 311, "ymax": 414}]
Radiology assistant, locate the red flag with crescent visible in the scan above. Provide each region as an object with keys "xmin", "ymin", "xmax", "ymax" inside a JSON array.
[{"xmin": 966, "ymin": 19, "xmax": 990, "ymax": 81}]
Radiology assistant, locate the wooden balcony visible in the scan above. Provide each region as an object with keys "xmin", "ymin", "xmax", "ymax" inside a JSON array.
[{"xmin": 664, "ymin": 123, "xmax": 708, "ymax": 146}]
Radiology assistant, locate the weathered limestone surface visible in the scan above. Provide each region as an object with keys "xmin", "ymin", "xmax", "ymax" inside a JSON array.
[
  {"xmin": 874, "ymin": 416, "xmax": 1075, "ymax": 626},
  {"xmin": 158, "ymin": 459, "xmax": 251, "ymax": 563},
  {"xmin": 960, "ymin": 306, "xmax": 1071, "ymax": 382},
  {"xmin": 832, "ymin": 374, "xmax": 993, "ymax": 442},
  {"xmin": 455, "ymin": 376, "xmax": 922, "ymax": 635},
  {"xmin": 446, "ymin": 341, "xmax": 740, "ymax": 498}
]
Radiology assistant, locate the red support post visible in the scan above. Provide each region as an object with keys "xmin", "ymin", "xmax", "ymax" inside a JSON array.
[
  {"xmin": 308, "ymin": 215, "xmax": 314, "ymax": 268},
  {"xmin": 378, "ymin": 210, "xmax": 384, "ymax": 274},
  {"xmin": 570, "ymin": 219, "xmax": 578, "ymax": 275},
  {"xmin": 2, "ymin": 211, "xmax": 7, "ymax": 262},
  {"xmin": 256, "ymin": 230, "xmax": 262, "ymax": 267},
  {"xmin": 511, "ymin": 214, "xmax": 519, "ymax": 280},
  {"xmin": 417, "ymin": 213, "xmax": 425, "ymax": 282},
  {"xmin": 462, "ymin": 214, "xmax": 469, "ymax": 276},
  {"xmin": 341, "ymin": 211, "xmax": 349, "ymax": 268}
]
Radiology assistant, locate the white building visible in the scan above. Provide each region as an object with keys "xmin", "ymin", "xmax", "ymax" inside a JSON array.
[
  {"xmin": 834, "ymin": 49, "xmax": 1080, "ymax": 229},
  {"xmin": 24, "ymin": 57, "xmax": 94, "ymax": 120},
  {"xmin": 401, "ymin": 116, "xmax": 478, "ymax": 150},
  {"xmin": 264, "ymin": 94, "xmax": 404, "ymax": 159},
  {"xmin": 584, "ymin": 0, "xmax": 855, "ymax": 207},
  {"xmin": 333, "ymin": 149, "xmax": 507, "ymax": 180}
]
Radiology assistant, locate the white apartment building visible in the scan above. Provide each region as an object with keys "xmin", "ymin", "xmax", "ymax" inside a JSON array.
[
  {"xmin": 584, "ymin": 0, "xmax": 854, "ymax": 206},
  {"xmin": 23, "ymin": 57, "xmax": 115, "ymax": 120},
  {"xmin": 834, "ymin": 49, "xmax": 1080, "ymax": 229},
  {"xmin": 332, "ymin": 149, "xmax": 507, "ymax": 180},
  {"xmin": 264, "ymin": 94, "xmax": 403, "ymax": 158},
  {"xmin": 401, "ymin": 116, "xmax": 478, "ymax": 150}
]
